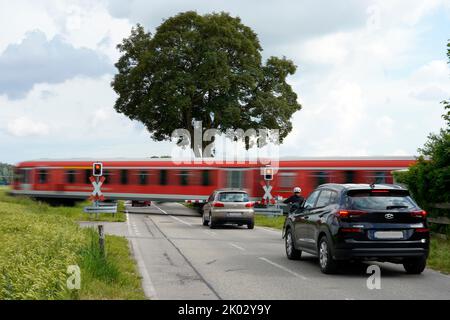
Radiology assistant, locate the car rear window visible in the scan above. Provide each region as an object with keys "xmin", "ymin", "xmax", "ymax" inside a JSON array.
[
  {"xmin": 218, "ymin": 192, "xmax": 249, "ymax": 202},
  {"xmin": 345, "ymin": 189, "xmax": 417, "ymax": 210}
]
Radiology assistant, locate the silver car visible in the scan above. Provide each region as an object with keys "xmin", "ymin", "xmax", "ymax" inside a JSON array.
[{"xmin": 202, "ymin": 189, "xmax": 255, "ymax": 229}]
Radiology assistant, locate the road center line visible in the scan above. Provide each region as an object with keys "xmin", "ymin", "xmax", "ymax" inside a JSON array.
[
  {"xmin": 153, "ymin": 203, "xmax": 192, "ymax": 226},
  {"xmin": 229, "ymin": 243, "xmax": 246, "ymax": 251},
  {"xmin": 259, "ymin": 257, "xmax": 308, "ymax": 280}
]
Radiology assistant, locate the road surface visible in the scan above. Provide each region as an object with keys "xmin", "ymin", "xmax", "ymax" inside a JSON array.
[{"xmin": 80, "ymin": 202, "xmax": 450, "ymax": 300}]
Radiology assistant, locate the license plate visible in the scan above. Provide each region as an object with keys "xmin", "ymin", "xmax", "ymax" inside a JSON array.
[
  {"xmin": 228, "ymin": 212, "xmax": 242, "ymax": 217},
  {"xmin": 374, "ymin": 231, "xmax": 403, "ymax": 239}
]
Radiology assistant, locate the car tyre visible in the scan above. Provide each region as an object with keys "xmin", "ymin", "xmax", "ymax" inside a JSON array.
[
  {"xmin": 318, "ymin": 236, "xmax": 338, "ymax": 274},
  {"xmin": 202, "ymin": 214, "xmax": 209, "ymax": 226},
  {"xmin": 403, "ymin": 257, "xmax": 427, "ymax": 274},
  {"xmin": 247, "ymin": 220, "xmax": 254, "ymax": 229},
  {"xmin": 285, "ymin": 229, "xmax": 302, "ymax": 260},
  {"xmin": 209, "ymin": 213, "xmax": 217, "ymax": 229}
]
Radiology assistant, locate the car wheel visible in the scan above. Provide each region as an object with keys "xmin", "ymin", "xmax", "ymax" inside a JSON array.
[
  {"xmin": 318, "ymin": 236, "xmax": 338, "ymax": 274},
  {"xmin": 202, "ymin": 213, "xmax": 208, "ymax": 226},
  {"xmin": 285, "ymin": 229, "xmax": 302, "ymax": 260},
  {"xmin": 209, "ymin": 213, "xmax": 217, "ymax": 229},
  {"xmin": 247, "ymin": 220, "xmax": 254, "ymax": 229},
  {"xmin": 403, "ymin": 257, "xmax": 427, "ymax": 274}
]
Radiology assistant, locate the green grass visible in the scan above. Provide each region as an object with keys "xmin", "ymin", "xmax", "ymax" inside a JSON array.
[
  {"xmin": 0, "ymin": 188, "xmax": 125, "ymax": 222},
  {"xmin": 0, "ymin": 188, "xmax": 145, "ymax": 300},
  {"xmin": 254, "ymin": 214, "xmax": 285, "ymax": 230},
  {"xmin": 428, "ymin": 237, "xmax": 450, "ymax": 274}
]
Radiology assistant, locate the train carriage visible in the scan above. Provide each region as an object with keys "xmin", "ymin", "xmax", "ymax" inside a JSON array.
[{"xmin": 10, "ymin": 157, "xmax": 416, "ymax": 203}]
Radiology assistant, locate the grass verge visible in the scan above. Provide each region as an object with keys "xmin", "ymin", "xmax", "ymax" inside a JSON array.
[
  {"xmin": 254, "ymin": 214, "xmax": 285, "ymax": 230},
  {"xmin": 0, "ymin": 188, "xmax": 145, "ymax": 300},
  {"xmin": 428, "ymin": 237, "xmax": 450, "ymax": 274}
]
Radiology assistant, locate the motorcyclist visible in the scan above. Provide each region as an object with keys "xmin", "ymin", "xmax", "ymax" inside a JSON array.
[{"xmin": 283, "ymin": 187, "xmax": 304, "ymax": 212}]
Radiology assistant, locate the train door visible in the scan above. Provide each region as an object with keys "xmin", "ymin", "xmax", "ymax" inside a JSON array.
[
  {"xmin": 19, "ymin": 168, "xmax": 32, "ymax": 191},
  {"xmin": 226, "ymin": 169, "xmax": 245, "ymax": 189}
]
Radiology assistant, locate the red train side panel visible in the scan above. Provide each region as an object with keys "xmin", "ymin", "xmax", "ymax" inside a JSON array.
[{"xmin": 10, "ymin": 157, "xmax": 416, "ymax": 202}]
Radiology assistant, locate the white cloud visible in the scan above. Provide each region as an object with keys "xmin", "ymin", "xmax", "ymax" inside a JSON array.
[
  {"xmin": 0, "ymin": 30, "xmax": 113, "ymax": 98},
  {"xmin": 0, "ymin": 0, "xmax": 449, "ymax": 163},
  {"xmin": 7, "ymin": 117, "xmax": 50, "ymax": 137}
]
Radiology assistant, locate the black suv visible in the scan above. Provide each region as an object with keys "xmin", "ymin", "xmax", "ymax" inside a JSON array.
[{"xmin": 283, "ymin": 184, "xmax": 429, "ymax": 274}]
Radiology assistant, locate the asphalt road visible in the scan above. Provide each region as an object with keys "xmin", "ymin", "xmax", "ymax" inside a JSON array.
[{"xmin": 81, "ymin": 202, "xmax": 450, "ymax": 300}]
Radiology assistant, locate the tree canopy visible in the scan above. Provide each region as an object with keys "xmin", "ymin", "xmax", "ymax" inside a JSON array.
[
  {"xmin": 393, "ymin": 40, "xmax": 450, "ymax": 210},
  {"xmin": 112, "ymin": 11, "xmax": 301, "ymax": 155}
]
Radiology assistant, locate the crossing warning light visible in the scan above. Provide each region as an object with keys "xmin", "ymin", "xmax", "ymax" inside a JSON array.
[
  {"xmin": 264, "ymin": 167, "xmax": 273, "ymax": 181},
  {"xmin": 93, "ymin": 162, "xmax": 103, "ymax": 177}
]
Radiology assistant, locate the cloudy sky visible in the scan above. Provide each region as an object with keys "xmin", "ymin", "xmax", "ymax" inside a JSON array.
[{"xmin": 0, "ymin": 0, "xmax": 449, "ymax": 164}]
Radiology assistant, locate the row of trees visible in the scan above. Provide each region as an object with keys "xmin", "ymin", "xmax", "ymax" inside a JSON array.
[
  {"xmin": 393, "ymin": 42, "xmax": 450, "ymax": 211},
  {"xmin": 0, "ymin": 163, "xmax": 14, "ymax": 185}
]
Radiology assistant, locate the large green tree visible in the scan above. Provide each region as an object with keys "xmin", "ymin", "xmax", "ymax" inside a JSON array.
[
  {"xmin": 112, "ymin": 11, "xmax": 301, "ymax": 155},
  {"xmin": 394, "ymin": 40, "xmax": 450, "ymax": 210}
]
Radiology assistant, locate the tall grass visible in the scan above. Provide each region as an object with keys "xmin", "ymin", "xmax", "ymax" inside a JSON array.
[
  {"xmin": 0, "ymin": 189, "xmax": 145, "ymax": 300},
  {"xmin": 79, "ymin": 228, "xmax": 120, "ymax": 283}
]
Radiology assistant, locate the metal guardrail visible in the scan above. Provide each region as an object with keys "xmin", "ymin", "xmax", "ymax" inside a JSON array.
[
  {"xmin": 83, "ymin": 201, "xmax": 118, "ymax": 215},
  {"xmin": 254, "ymin": 206, "xmax": 284, "ymax": 216}
]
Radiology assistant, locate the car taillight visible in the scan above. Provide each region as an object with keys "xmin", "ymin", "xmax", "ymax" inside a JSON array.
[
  {"xmin": 410, "ymin": 210, "xmax": 427, "ymax": 218},
  {"xmin": 337, "ymin": 210, "xmax": 367, "ymax": 218},
  {"xmin": 415, "ymin": 228, "xmax": 429, "ymax": 233},
  {"xmin": 340, "ymin": 228, "xmax": 363, "ymax": 233},
  {"xmin": 245, "ymin": 202, "xmax": 254, "ymax": 208},
  {"xmin": 213, "ymin": 202, "xmax": 224, "ymax": 207}
]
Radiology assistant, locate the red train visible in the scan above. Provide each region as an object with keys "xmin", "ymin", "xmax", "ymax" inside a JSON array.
[{"xmin": 10, "ymin": 157, "xmax": 415, "ymax": 204}]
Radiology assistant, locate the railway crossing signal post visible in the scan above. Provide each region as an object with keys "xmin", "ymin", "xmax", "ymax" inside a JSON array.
[
  {"xmin": 255, "ymin": 166, "xmax": 282, "ymax": 216},
  {"xmin": 84, "ymin": 162, "xmax": 117, "ymax": 217}
]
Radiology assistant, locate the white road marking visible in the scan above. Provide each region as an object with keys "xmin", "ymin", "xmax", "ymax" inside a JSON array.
[
  {"xmin": 203, "ymin": 230, "xmax": 217, "ymax": 237},
  {"xmin": 256, "ymin": 226, "xmax": 282, "ymax": 235},
  {"xmin": 153, "ymin": 203, "xmax": 192, "ymax": 226},
  {"xmin": 229, "ymin": 243, "xmax": 246, "ymax": 251},
  {"xmin": 126, "ymin": 210, "xmax": 158, "ymax": 299},
  {"xmin": 259, "ymin": 257, "xmax": 308, "ymax": 280}
]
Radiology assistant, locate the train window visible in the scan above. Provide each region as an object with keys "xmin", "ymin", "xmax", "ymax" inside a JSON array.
[
  {"xmin": 139, "ymin": 171, "xmax": 148, "ymax": 185},
  {"xmin": 374, "ymin": 171, "xmax": 386, "ymax": 184},
  {"xmin": 159, "ymin": 170, "xmax": 167, "ymax": 185},
  {"xmin": 315, "ymin": 171, "xmax": 328, "ymax": 187},
  {"xmin": 120, "ymin": 169, "xmax": 128, "ymax": 185},
  {"xmin": 66, "ymin": 170, "xmax": 77, "ymax": 184},
  {"xmin": 344, "ymin": 171, "xmax": 355, "ymax": 183},
  {"xmin": 202, "ymin": 170, "xmax": 211, "ymax": 186},
  {"xmin": 279, "ymin": 172, "xmax": 295, "ymax": 188},
  {"xmin": 85, "ymin": 169, "xmax": 91, "ymax": 184},
  {"xmin": 38, "ymin": 170, "xmax": 48, "ymax": 184},
  {"xmin": 179, "ymin": 170, "xmax": 189, "ymax": 186},
  {"xmin": 102, "ymin": 170, "xmax": 110, "ymax": 184}
]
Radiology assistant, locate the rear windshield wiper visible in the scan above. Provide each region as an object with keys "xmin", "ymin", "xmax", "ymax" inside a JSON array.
[{"xmin": 386, "ymin": 205, "xmax": 408, "ymax": 210}]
